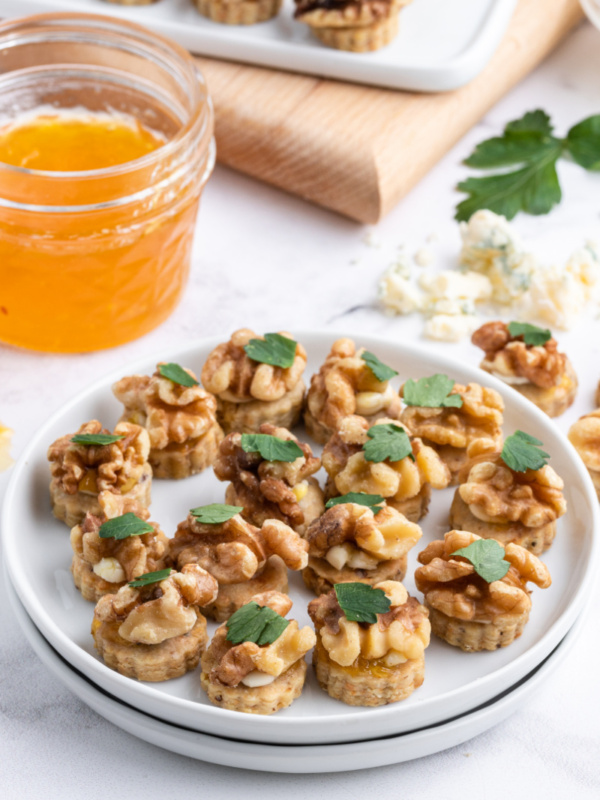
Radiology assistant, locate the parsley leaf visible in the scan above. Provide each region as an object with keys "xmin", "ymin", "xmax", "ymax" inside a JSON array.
[
  {"xmin": 241, "ymin": 433, "xmax": 303, "ymax": 463},
  {"xmin": 402, "ymin": 374, "xmax": 463, "ymax": 409},
  {"xmin": 244, "ymin": 333, "xmax": 297, "ymax": 368},
  {"xmin": 566, "ymin": 115, "xmax": 600, "ymax": 171},
  {"xmin": 507, "ymin": 321, "xmax": 552, "ymax": 346},
  {"xmin": 226, "ymin": 601, "xmax": 289, "ymax": 646},
  {"xmin": 361, "ymin": 351, "xmax": 398, "ymax": 382},
  {"xmin": 129, "ymin": 568, "xmax": 172, "ymax": 588},
  {"xmin": 501, "ymin": 430, "xmax": 550, "ymax": 472},
  {"xmin": 71, "ymin": 433, "xmax": 125, "ymax": 446},
  {"xmin": 334, "ymin": 583, "xmax": 391, "ymax": 624},
  {"xmin": 451, "ymin": 539, "xmax": 511, "ymax": 583},
  {"xmin": 325, "ymin": 493, "xmax": 385, "ymax": 511},
  {"xmin": 190, "ymin": 504, "xmax": 243, "ymax": 524},
  {"xmin": 363, "ymin": 423, "xmax": 414, "ymax": 464},
  {"xmin": 158, "ymin": 363, "xmax": 199, "ymax": 388},
  {"xmin": 99, "ymin": 513, "xmax": 154, "ymax": 540}
]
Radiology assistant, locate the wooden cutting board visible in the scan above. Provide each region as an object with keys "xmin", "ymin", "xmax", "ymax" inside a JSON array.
[{"xmin": 195, "ymin": 0, "xmax": 584, "ymax": 223}]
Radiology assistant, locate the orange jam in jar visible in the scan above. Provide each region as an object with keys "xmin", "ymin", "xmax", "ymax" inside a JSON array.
[{"xmin": 0, "ymin": 13, "xmax": 215, "ymax": 353}]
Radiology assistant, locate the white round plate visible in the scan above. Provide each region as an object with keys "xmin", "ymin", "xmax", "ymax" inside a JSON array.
[
  {"xmin": 2, "ymin": 332, "xmax": 598, "ymax": 745},
  {"xmin": 7, "ymin": 570, "xmax": 582, "ymax": 773}
]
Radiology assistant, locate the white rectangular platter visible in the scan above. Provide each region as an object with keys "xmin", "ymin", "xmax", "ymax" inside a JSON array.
[{"xmin": 2, "ymin": 0, "xmax": 518, "ymax": 92}]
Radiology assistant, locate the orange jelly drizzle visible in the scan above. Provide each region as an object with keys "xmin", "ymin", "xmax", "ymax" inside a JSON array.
[{"xmin": 0, "ymin": 113, "xmax": 198, "ymax": 353}]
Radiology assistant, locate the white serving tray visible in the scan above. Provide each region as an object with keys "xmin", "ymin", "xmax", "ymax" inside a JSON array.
[
  {"xmin": 7, "ymin": 572, "xmax": 583, "ymax": 772},
  {"xmin": 2, "ymin": 331, "xmax": 598, "ymax": 747},
  {"xmin": 2, "ymin": 0, "xmax": 518, "ymax": 92}
]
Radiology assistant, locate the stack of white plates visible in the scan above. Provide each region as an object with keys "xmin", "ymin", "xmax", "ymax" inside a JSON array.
[{"xmin": 3, "ymin": 333, "xmax": 598, "ymax": 772}]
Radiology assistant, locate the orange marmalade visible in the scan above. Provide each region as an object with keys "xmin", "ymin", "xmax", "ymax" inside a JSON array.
[{"xmin": 0, "ymin": 13, "xmax": 215, "ymax": 353}]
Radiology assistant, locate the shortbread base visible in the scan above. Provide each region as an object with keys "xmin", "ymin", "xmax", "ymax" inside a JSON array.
[
  {"xmin": 193, "ymin": 0, "xmax": 282, "ymax": 24},
  {"xmin": 426, "ymin": 604, "xmax": 530, "ymax": 652},
  {"xmin": 149, "ymin": 423, "xmax": 224, "ymax": 479},
  {"xmin": 302, "ymin": 555, "xmax": 406, "ymax": 596},
  {"xmin": 310, "ymin": 14, "xmax": 399, "ymax": 53},
  {"xmin": 217, "ymin": 380, "xmax": 305, "ymax": 435}
]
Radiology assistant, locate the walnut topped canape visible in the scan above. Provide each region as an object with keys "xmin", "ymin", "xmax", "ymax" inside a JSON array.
[
  {"xmin": 309, "ymin": 581, "xmax": 430, "ymax": 706},
  {"xmin": 322, "ymin": 415, "xmax": 450, "ymax": 522},
  {"xmin": 450, "ymin": 435, "xmax": 567, "ymax": 554},
  {"xmin": 92, "ymin": 564, "xmax": 219, "ymax": 681},
  {"xmin": 200, "ymin": 591, "xmax": 316, "ymax": 715},
  {"xmin": 213, "ymin": 423, "xmax": 324, "ymax": 534},
  {"xmin": 70, "ymin": 492, "xmax": 169, "ymax": 602},
  {"xmin": 113, "ymin": 362, "xmax": 223, "ymax": 479},
  {"xmin": 569, "ymin": 410, "xmax": 600, "ymax": 499},
  {"xmin": 415, "ymin": 530, "xmax": 551, "ymax": 651},
  {"xmin": 305, "ymin": 338, "xmax": 401, "ymax": 444},
  {"xmin": 48, "ymin": 420, "xmax": 152, "ymax": 528},
  {"xmin": 201, "ymin": 329, "xmax": 307, "ymax": 434},
  {"xmin": 472, "ymin": 321, "xmax": 577, "ymax": 418},
  {"xmin": 170, "ymin": 504, "xmax": 309, "ymax": 621},
  {"xmin": 302, "ymin": 498, "xmax": 421, "ymax": 595},
  {"xmin": 400, "ymin": 374, "xmax": 504, "ymax": 485}
]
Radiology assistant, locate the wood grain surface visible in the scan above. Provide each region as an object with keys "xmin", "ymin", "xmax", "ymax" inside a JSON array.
[{"xmin": 196, "ymin": 0, "xmax": 584, "ymax": 223}]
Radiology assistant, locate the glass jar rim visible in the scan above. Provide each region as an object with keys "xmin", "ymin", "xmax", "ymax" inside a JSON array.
[{"xmin": 0, "ymin": 11, "xmax": 211, "ymax": 180}]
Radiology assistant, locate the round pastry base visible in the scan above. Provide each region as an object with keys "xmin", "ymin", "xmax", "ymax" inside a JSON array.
[
  {"xmin": 426, "ymin": 604, "xmax": 530, "ymax": 652},
  {"xmin": 482, "ymin": 359, "xmax": 578, "ymax": 418},
  {"xmin": 149, "ymin": 424, "xmax": 224, "ymax": 480},
  {"xmin": 302, "ymin": 555, "xmax": 406, "ymax": 596},
  {"xmin": 71, "ymin": 555, "xmax": 125, "ymax": 603},
  {"xmin": 310, "ymin": 14, "xmax": 400, "ymax": 53},
  {"xmin": 217, "ymin": 380, "xmax": 305, "ymax": 435},
  {"xmin": 193, "ymin": 0, "xmax": 282, "ymax": 24}
]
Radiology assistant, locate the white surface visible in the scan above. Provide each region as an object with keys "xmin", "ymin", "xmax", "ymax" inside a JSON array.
[
  {"xmin": 3, "ymin": 0, "xmax": 518, "ymax": 92},
  {"xmin": 6, "ymin": 571, "xmax": 585, "ymax": 772},
  {"xmin": 2, "ymin": 20, "xmax": 600, "ymax": 800},
  {"xmin": 4, "ymin": 332, "xmax": 597, "ymax": 745},
  {"xmin": 581, "ymin": 0, "xmax": 600, "ymax": 28}
]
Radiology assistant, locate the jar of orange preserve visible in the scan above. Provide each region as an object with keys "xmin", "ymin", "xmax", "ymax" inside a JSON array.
[{"xmin": 0, "ymin": 13, "xmax": 215, "ymax": 352}]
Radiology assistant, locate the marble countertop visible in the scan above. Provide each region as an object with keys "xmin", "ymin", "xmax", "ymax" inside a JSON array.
[{"xmin": 2, "ymin": 20, "xmax": 600, "ymax": 800}]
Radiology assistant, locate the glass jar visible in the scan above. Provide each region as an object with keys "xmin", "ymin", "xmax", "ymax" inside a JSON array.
[{"xmin": 0, "ymin": 12, "xmax": 215, "ymax": 353}]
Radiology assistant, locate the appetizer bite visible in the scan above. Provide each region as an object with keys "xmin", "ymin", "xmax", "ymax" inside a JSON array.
[
  {"xmin": 450, "ymin": 434, "xmax": 567, "ymax": 554},
  {"xmin": 415, "ymin": 530, "xmax": 551, "ymax": 651},
  {"xmin": 213, "ymin": 424, "xmax": 324, "ymax": 535},
  {"xmin": 193, "ymin": 0, "xmax": 282, "ymax": 24},
  {"xmin": 70, "ymin": 492, "xmax": 169, "ymax": 602},
  {"xmin": 302, "ymin": 496, "xmax": 421, "ymax": 595},
  {"xmin": 48, "ymin": 420, "xmax": 152, "ymax": 528},
  {"xmin": 568, "ymin": 410, "xmax": 600, "ymax": 499},
  {"xmin": 113, "ymin": 362, "xmax": 223, "ymax": 480},
  {"xmin": 400, "ymin": 374, "xmax": 504, "ymax": 485},
  {"xmin": 92, "ymin": 564, "xmax": 219, "ymax": 681},
  {"xmin": 472, "ymin": 321, "xmax": 577, "ymax": 418},
  {"xmin": 322, "ymin": 415, "xmax": 450, "ymax": 522},
  {"xmin": 293, "ymin": 0, "xmax": 411, "ymax": 53},
  {"xmin": 308, "ymin": 581, "xmax": 430, "ymax": 706},
  {"xmin": 170, "ymin": 504, "xmax": 309, "ymax": 621},
  {"xmin": 201, "ymin": 329, "xmax": 306, "ymax": 434},
  {"xmin": 305, "ymin": 338, "xmax": 401, "ymax": 445},
  {"xmin": 200, "ymin": 591, "xmax": 316, "ymax": 715}
]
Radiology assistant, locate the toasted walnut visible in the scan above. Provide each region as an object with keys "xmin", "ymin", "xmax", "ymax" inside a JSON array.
[
  {"xmin": 201, "ymin": 329, "xmax": 306, "ymax": 403},
  {"xmin": 305, "ymin": 339, "xmax": 401, "ymax": 440},
  {"xmin": 569, "ymin": 410, "xmax": 600, "ymax": 472},
  {"xmin": 400, "ymin": 382, "xmax": 504, "ymax": 449},
  {"xmin": 170, "ymin": 512, "xmax": 308, "ymax": 585},
  {"xmin": 213, "ymin": 424, "xmax": 322, "ymax": 531},
  {"xmin": 94, "ymin": 564, "xmax": 218, "ymax": 645},
  {"xmin": 472, "ymin": 321, "xmax": 567, "ymax": 389},
  {"xmin": 322, "ymin": 416, "xmax": 450, "ymax": 503},
  {"xmin": 459, "ymin": 457, "xmax": 566, "ymax": 527},
  {"xmin": 415, "ymin": 530, "xmax": 551, "ymax": 622},
  {"xmin": 305, "ymin": 503, "xmax": 421, "ymax": 567},
  {"xmin": 308, "ymin": 580, "xmax": 430, "ymax": 667}
]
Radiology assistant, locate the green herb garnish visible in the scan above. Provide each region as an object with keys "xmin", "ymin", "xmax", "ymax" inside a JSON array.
[
  {"xmin": 226, "ymin": 601, "xmax": 289, "ymax": 646},
  {"xmin": 363, "ymin": 423, "xmax": 414, "ymax": 464},
  {"xmin": 361, "ymin": 351, "xmax": 398, "ymax": 383},
  {"xmin": 507, "ymin": 321, "xmax": 552, "ymax": 346},
  {"xmin": 71, "ymin": 433, "xmax": 125, "ymax": 446},
  {"xmin": 129, "ymin": 568, "xmax": 173, "ymax": 588},
  {"xmin": 451, "ymin": 539, "xmax": 511, "ymax": 583},
  {"xmin": 325, "ymin": 493, "xmax": 386, "ymax": 511},
  {"xmin": 244, "ymin": 333, "xmax": 297, "ymax": 368},
  {"xmin": 190, "ymin": 504, "xmax": 243, "ymax": 524},
  {"xmin": 158, "ymin": 363, "xmax": 199, "ymax": 388},
  {"xmin": 402, "ymin": 374, "xmax": 463, "ymax": 409},
  {"xmin": 241, "ymin": 433, "xmax": 303, "ymax": 463},
  {"xmin": 334, "ymin": 583, "xmax": 391, "ymax": 624},
  {"xmin": 501, "ymin": 430, "xmax": 550, "ymax": 472},
  {"xmin": 456, "ymin": 110, "xmax": 600, "ymax": 221},
  {"xmin": 99, "ymin": 513, "xmax": 154, "ymax": 540}
]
